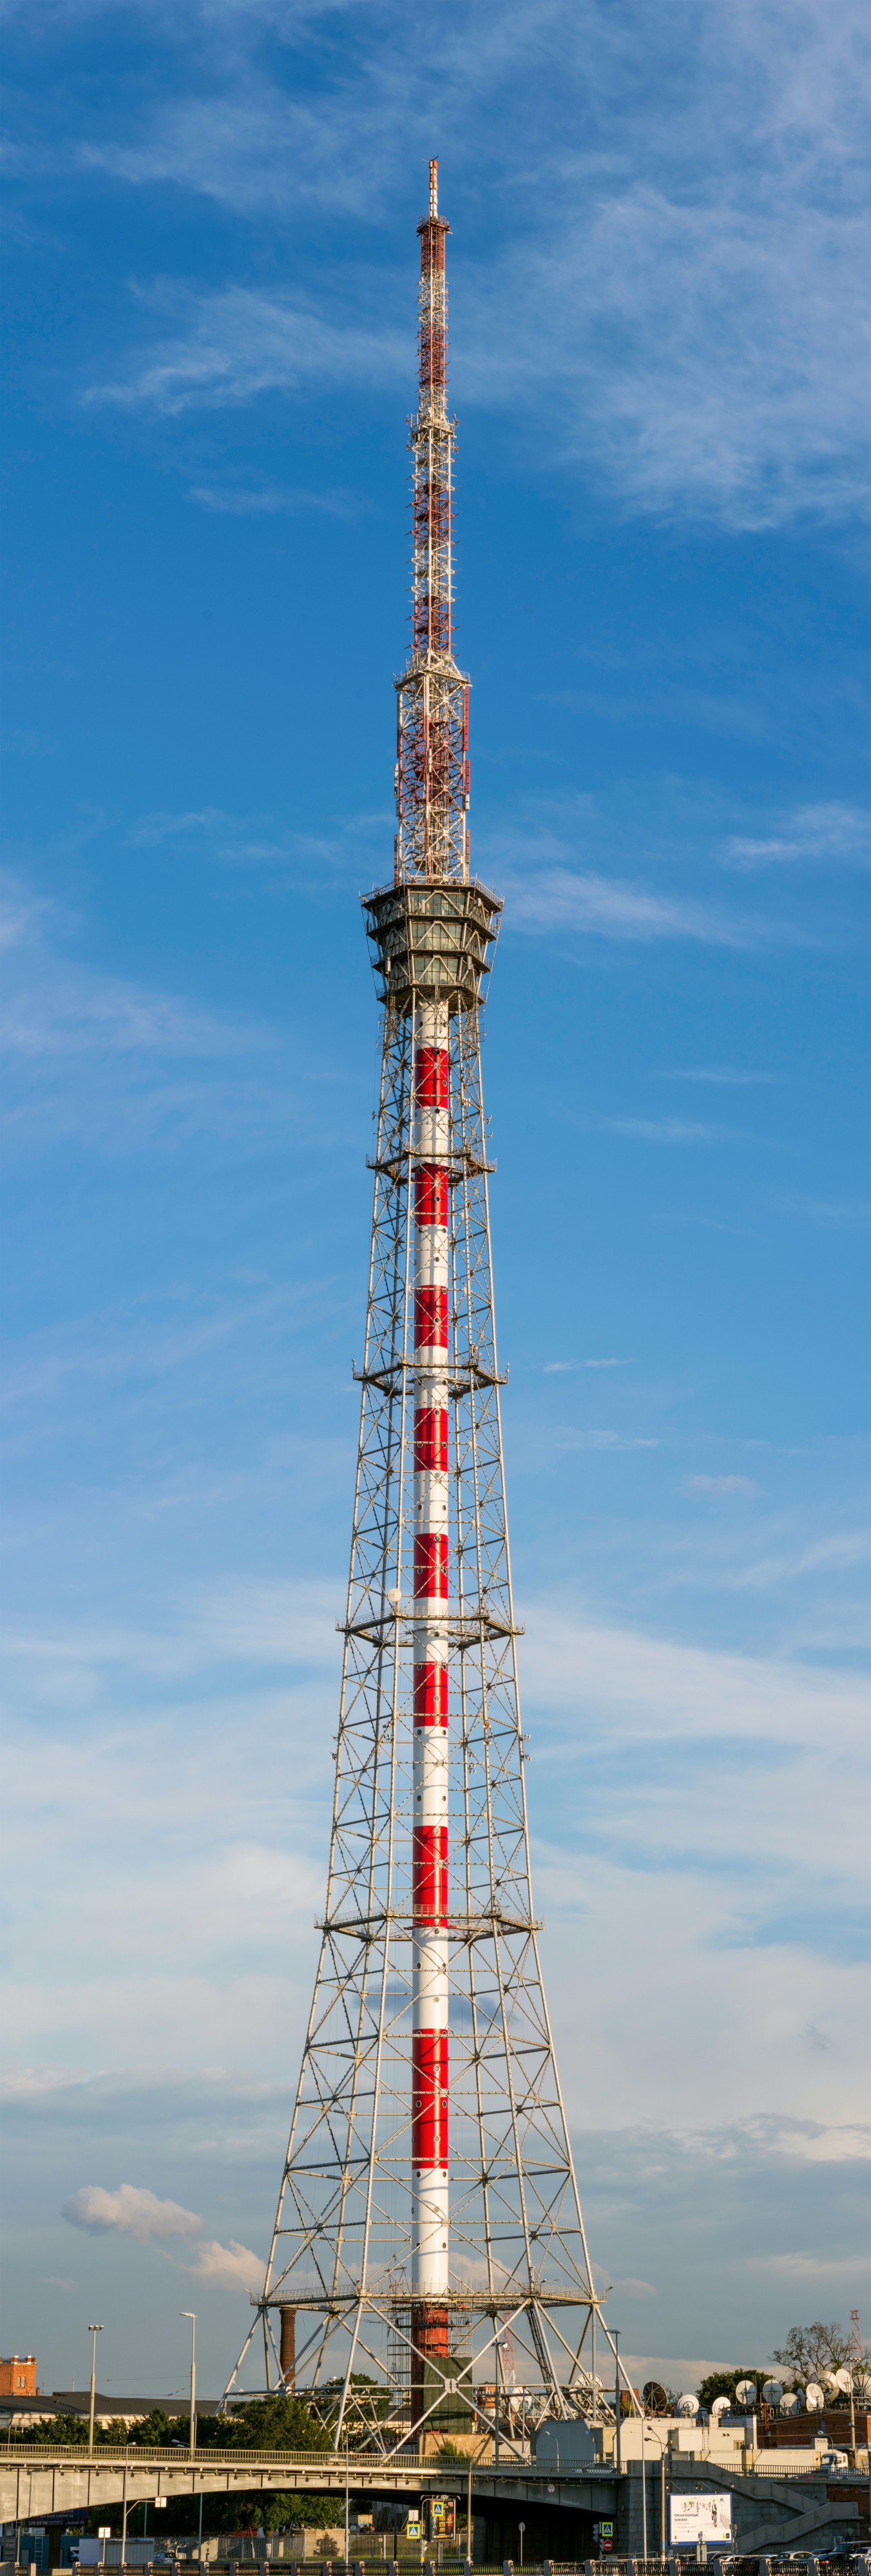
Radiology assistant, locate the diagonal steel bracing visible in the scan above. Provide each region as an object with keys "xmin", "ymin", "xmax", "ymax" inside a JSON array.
[{"xmin": 225, "ymin": 160, "xmax": 615, "ymax": 2449}]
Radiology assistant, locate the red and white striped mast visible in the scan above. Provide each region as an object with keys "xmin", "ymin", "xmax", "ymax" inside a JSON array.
[
  {"xmin": 230, "ymin": 159, "xmax": 609, "ymax": 2455},
  {"xmin": 409, "ymin": 155, "xmax": 453, "ymax": 2387}
]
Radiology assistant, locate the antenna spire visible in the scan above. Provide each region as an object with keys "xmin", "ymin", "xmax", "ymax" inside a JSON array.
[{"xmin": 396, "ymin": 166, "xmax": 466, "ymax": 882}]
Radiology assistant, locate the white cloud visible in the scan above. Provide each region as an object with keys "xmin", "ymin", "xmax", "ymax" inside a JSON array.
[
  {"xmin": 34, "ymin": 0, "xmax": 861, "ymax": 521},
  {"xmin": 544, "ymin": 1358, "xmax": 627, "ymax": 1372},
  {"xmin": 685, "ymin": 1475, "xmax": 759, "ymax": 1496},
  {"xmin": 188, "ymin": 2237, "xmax": 265, "ymax": 2291},
  {"xmin": 658, "ymin": 1068, "xmax": 782, "ymax": 1086},
  {"xmin": 61, "ymin": 2181, "xmax": 265, "ymax": 2291},
  {"xmin": 751, "ymin": 2251, "xmax": 868, "ymax": 2280},
  {"xmin": 591, "ymin": 1116, "xmax": 736, "ymax": 1144},
  {"xmin": 723, "ymin": 802, "xmax": 869, "ymax": 869},
  {"xmin": 772, "ymin": 1193, "xmax": 871, "ymax": 1231},
  {"xmin": 502, "ymin": 866, "xmax": 754, "ymax": 947},
  {"xmin": 188, "ymin": 480, "xmax": 370, "ymax": 520},
  {"xmin": 63, "ymin": 2182, "xmax": 202, "ymax": 2240},
  {"xmin": 85, "ymin": 285, "xmax": 408, "ymax": 417}
]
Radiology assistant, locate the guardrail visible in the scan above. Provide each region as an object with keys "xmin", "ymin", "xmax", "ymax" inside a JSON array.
[{"xmin": 2, "ymin": 2448, "xmax": 867, "ymax": 2484}]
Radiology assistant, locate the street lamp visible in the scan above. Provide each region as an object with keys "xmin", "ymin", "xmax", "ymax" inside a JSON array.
[
  {"xmin": 638, "ymin": 2407, "xmax": 669, "ymax": 2562},
  {"xmin": 87, "ymin": 2327, "xmax": 104, "ymax": 2458},
  {"xmin": 518, "ymin": 2523, "xmax": 525, "ymax": 2570},
  {"xmin": 180, "ymin": 2315, "xmax": 197, "ymax": 2457}
]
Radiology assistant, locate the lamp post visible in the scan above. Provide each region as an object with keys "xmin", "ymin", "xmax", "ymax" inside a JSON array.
[
  {"xmin": 87, "ymin": 2327, "xmax": 103, "ymax": 2458},
  {"xmin": 518, "ymin": 2524, "xmax": 525, "ymax": 2570},
  {"xmin": 640, "ymin": 2406, "xmax": 647, "ymax": 2562},
  {"xmin": 638, "ymin": 2412, "xmax": 669, "ymax": 2564},
  {"xmin": 180, "ymin": 2315, "xmax": 196, "ymax": 2458}
]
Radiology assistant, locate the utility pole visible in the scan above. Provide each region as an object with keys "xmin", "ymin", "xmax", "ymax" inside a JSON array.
[
  {"xmin": 640, "ymin": 2405, "xmax": 647, "ymax": 2561},
  {"xmin": 87, "ymin": 2327, "xmax": 103, "ymax": 2459}
]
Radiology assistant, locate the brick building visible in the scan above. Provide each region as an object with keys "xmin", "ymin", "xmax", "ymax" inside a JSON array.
[{"xmin": 0, "ymin": 2357, "xmax": 37, "ymax": 2396}]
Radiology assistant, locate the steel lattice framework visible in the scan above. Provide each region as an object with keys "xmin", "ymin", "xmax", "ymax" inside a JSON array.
[{"xmin": 227, "ymin": 163, "xmax": 624, "ymax": 2458}]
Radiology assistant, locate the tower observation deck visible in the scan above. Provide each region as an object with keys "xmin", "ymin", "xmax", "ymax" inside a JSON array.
[{"xmin": 227, "ymin": 163, "xmax": 622, "ymax": 2458}]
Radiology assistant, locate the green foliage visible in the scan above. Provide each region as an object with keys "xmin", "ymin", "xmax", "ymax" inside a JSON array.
[
  {"xmin": 131, "ymin": 2410, "xmax": 190, "ymax": 2448},
  {"xmin": 208, "ymin": 2394, "xmax": 332, "ymax": 2454},
  {"xmin": 771, "ymin": 2322, "xmax": 850, "ymax": 2380},
  {"xmin": 10, "ymin": 2415, "xmax": 137, "ymax": 2448},
  {"xmin": 696, "ymin": 2369, "xmax": 765, "ymax": 2412}
]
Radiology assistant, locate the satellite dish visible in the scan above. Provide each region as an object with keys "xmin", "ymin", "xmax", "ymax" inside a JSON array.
[
  {"xmin": 710, "ymin": 2396, "xmax": 731, "ymax": 2418},
  {"xmin": 642, "ymin": 2382, "xmax": 669, "ymax": 2415},
  {"xmin": 854, "ymin": 2369, "xmax": 871, "ymax": 2399},
  {"xmin": 834, "ymin": 2368, "xmax": 852, "ymax": 2394},
  {"xmin": 805, "ymin": 2384, "xmax": 825, "ymax": 2411},
  {"xmin": 780, "ymin": 2392, "xmax": 800, "ymax": 2415},
  {"xmin": 735, "ymin": 2381, "xmax": 757, "ymax": 2407},
  {"xmin": 823, "ymin": 2371, "xmax": 843, "ymax": 2392},
  {"xmin": 676, "ymin": 2392, "xmax": 699, "ymax": 2416}
]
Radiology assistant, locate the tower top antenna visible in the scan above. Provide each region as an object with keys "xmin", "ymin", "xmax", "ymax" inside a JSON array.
[{"xmin": 429, "ymin": 157, "xmax": 438, "ymax": 218}]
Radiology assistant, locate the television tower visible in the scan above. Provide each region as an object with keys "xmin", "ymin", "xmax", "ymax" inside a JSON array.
[{"xmin": 227, "ymin": 162, "xmax": 616, "ymax": 2452}]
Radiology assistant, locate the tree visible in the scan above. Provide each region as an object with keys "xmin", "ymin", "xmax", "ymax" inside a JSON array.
[
  {"xmin": 131, "ymin": 2410, "xmax": 189, "ymax": 2448},
  {"xmin": 11, "ymin": 2414, "xmax": 135, "ymax": 2449},
  {"xmin": 696, "ymin": 2370, "xmax": 766, "ymax": 2413},
  {"xmin": 770, "ymin": 2323, "xmax": 850, "ymax": 2382},
  {"xmin": 196, "ymin": 2394, "xmax": 332, "ymax": 2453}
]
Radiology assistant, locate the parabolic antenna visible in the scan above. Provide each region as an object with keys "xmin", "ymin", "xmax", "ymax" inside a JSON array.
[
  {"xmin": 642, "ymin": 2382, "xmax": 669, "ymax": 2414},
  {"xmin": 805, "ymin": 2383, "xmax": 825, "ymax": 2411},
  {"xmin": 833, "ymin": 2368, "xmax": 852, "ymax": 2394},
  {"xmin": 710, "ymin": 2396, "xmax": 731, "ymax": 2418},
  {"xmin": 762, "ymin": 2380, "xmax": 783, "ymax": 2403},
  {"xmin": 676, "ymin": 2392, "xmax": 699, "ymax": 2416},
  {"xmin": 780, "ymin": 2392, "xmax": 800, "ymax": 2414},
  {"xmin": 735, "ymin": 2381, "xmax": 758, "ymax": 2405}
]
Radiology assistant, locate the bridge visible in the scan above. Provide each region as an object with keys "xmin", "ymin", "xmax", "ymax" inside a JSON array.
[{"xmin": 1, "ymin": 2451, "xmax": 866, "ymax": 2564}]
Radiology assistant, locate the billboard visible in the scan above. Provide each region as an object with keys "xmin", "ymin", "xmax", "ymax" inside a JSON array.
[{"xmin": 670, "ymin": 2495, "xmax": 733, "ymax": 2547}]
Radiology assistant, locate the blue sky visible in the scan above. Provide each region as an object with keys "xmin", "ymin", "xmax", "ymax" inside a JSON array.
[{"xmin": 2, "ymin": 0, "xmax": 869, "ymax": 2401}]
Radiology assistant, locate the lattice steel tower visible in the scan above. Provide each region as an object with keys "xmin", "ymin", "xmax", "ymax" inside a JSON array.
[{"xmin": 228, "ymin": 162, "xmax": 612, "ymax": 2452}]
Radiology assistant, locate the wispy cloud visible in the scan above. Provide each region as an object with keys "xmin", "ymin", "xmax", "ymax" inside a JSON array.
[
  {"xmin": 187, "ymin": 480, "xmax": 372, "ymax": 520},
  {"xmin": 588, "ymin": 1115, "xmax": 737, "ymax": 1144},
  {"xmin": 504, "ymin": 866, "xmax": 762, "ymax": 948},
  {"xmin": 544, "ymin": 1358, "xmax": 628, "ymax": 1372},
  {"xmin": 0, "ymin": 870, "xmax": 251, "ymax": 1061},
  {"xmin": 685, "ymin": 1475, "xmax": 759, "ymax": 1497},
  {"xmin": 50, "ymin": 0, "xmax": 866, "ymax": 524},
  {"xmin": 723, "ymin": 802, "xmax": 869, "ymax": 870},
  {"xmin": 658, "ymin": 1068, "xmax": 783, "ymax": 1086},
  {"xmin": 0, "ymin": 866, "xmax": 323, "ymax": 1154},
  {"xmin": 85, "ymin": 284, "xmax": 408, "ymax": 416},
  {"xmin": 126, "ymin": 802, "xmax": 386, "ymax": 880},
  {"xmin": 772, "ymin": 1193, "xmax": 871, "ymax": 1231}
]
